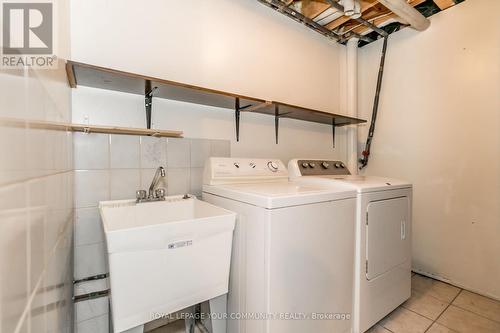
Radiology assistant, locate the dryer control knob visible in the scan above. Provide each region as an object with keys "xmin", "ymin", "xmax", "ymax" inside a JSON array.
[
  {"xmin": 340, "ymin": 163, "xmax": 345, "ymax": 168},
  {"xmin": 308, "ymin": 162, "xmax": 316, "ymax": 168},
  {"xmin": 334, "ymin": 163, "xmax": 341, "ymax": 168},
  {"xmin": 321, "ymin": 162, "xmax": 330, "ymax": 169},
  {"xmin": 268, "ymin": 161, "xmax": 279, "ymax": 172},
  {"xmin": 301, "ymin": 162, "xmax": 309, "ymax": 168}
]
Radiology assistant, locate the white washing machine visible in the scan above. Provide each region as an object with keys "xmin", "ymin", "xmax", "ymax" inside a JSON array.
[
  {"xmin": 202, "ymin": 157, "xmax": 357, "ymax": 333},
  {"xmin": 289, "ymin": 159, "xmax": 412, "ymax": 333}
]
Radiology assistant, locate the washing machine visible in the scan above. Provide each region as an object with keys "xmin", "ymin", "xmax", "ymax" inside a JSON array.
[
  {"xmin": 202, "ymin": 157, "xmax": 357, "ymax": 333},
  {"xmin": 289, "ymin": 159, "xmax": 412, "ymax": 333}
]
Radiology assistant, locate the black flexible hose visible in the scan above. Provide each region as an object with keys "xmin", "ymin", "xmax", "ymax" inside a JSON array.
[{"xmin": 359, "ymin": 36, "xmax": 389, "ymax": 170}]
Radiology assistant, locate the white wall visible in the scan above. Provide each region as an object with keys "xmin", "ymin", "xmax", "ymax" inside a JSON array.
[
  {"xmin": 358, "ymin": 0, "xmax": 500, "ymax": 299},
  {"xmin": 0, "ymin": 1, "xmax": 74, "ymax": 332},
  {"xmin": 70, "ymin": 0, "xmax": 351, "ymax": 164}
]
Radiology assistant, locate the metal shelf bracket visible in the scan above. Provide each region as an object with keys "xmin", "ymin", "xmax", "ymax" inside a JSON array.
[
  {"xmin": 145, "ymin": 81, "xmax": 158, "ymax": 129},
  {"xmin": 275, "ymin": 104, "xmax": 280, "ymax": 144},
  {"xmin": 332, "ymin": 118, "xmax": 336, "ymax": 149}
]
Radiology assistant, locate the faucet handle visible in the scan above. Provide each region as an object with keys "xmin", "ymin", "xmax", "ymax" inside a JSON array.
[
  {"xmin": 136, "ymin": 190, "xmax": 147, "ymax": 201},
  {"xmin": 155, "ymin": 188, "xmax": 166, "ymax": 200}
]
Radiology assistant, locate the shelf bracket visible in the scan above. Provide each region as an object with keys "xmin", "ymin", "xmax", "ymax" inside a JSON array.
[
  {"xmin": 275, "ymin": 104, "xmax": 279, "ymax": 144},
  {"xmin": 332, "ymin": 118, "xmax": 336, "ymax": 149},
  {"xmin": 234, "ymin": 98, "xmax": 253, "ymax": 141},
  {"xmin": 145, "ymin": 81, "xmax": 158, "ymax": 129},
  {"xmin": 235, "ymin": 98, "xmax": 241, "ymax": 142}
]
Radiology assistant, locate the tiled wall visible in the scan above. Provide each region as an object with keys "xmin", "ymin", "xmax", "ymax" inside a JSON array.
[
  {"xmin": 73, "ymin": 134, "xmax": 230, "ymax": 332},
  {"xmin": 0, "ymin": 64, "xmax": 74, "ymax": 332}
]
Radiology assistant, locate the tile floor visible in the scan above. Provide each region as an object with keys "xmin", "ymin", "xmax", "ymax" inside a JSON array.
[
  {"xmin": 148, "ymin": 273, "xmax": 500, "ymax": 333},
  {"xmin": 369, "ymin": 273, "xmax": 500, "ymax": 333}
]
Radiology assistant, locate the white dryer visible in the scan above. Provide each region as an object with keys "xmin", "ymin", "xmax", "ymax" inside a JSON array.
[
  {"xmin": 289, "ymin": 159, "xmax": 412, "ymax": 333},
  {"xmin": 202, "ymin": 158, "xmax": 357, "ymax": 333}
]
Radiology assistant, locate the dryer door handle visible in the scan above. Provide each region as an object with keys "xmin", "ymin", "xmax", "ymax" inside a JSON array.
[{"xmin": 401, "ymin": 220, "xmax": 406, "ymax": 240}]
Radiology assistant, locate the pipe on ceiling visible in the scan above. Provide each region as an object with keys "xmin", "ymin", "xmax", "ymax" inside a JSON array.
[{"xmin": 376, "ymin": 0, "xmax": 431, "ymax": 31}]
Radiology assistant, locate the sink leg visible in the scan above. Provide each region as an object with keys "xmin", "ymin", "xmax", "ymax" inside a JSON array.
[
  {"xmin": 122, "ymin": 324, "xmax": 144, "ymax": 333},
  {"xmin": 184, "ymin": 305, "xmax": 196, "ymax": 333},
  {"xmin": 209, "ymin": 294, "xmax": 227, "ymax": 333}
]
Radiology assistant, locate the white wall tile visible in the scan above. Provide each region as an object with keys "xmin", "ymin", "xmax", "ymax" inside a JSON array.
[
  {"xmin": 29, "ymin": 205, "xmax": 46, "ymax": 291},
  {"xmin": 190, "ymin": 167, "xmax": 204, "ymax": 197},
  {"xmin": 167, "ymin": 168, "xmax": 190, "ymax": 196},
  {"xmin": 110, "ymin": 169, "xmax": 141, "ymax": 200},
  {"xmin": 74, "ymin": 242, "xmax": 107, "ymax": 279},
  {"xmin": 74, "ymin": 170, "xmax": 110, "ymax": 208},
  {"xmin": 140, "ymin": 136, "xmax": 167, "ymax": 169},
  {"xmin": 75, "ymin": 208, "xmax": 104, "ymax": 246},
  {"xmin": 75, "ymin": 296, "xmax": 109, "ymax": 323},
  {"xmin": 74, "ymin": 133, "xmax": 109, "ymax": 170},
  {"xmin": 167, "ymin": 138, "xmax": 190, "ymax": 168},
  {"xmin": 74, "ymin": 278, "xmax": 109, "ymax": 297},
  {"xmin": 76, "ymin": 313, "xmax": 109, "ymax": 333},
  {"xmin": 190, "ymin": 139, "xmax": 211, "ymax": 168},
  {"xmin": 110, "ymin": 135, "xmax": 140, "ymax": 169},
  {"xmin": 0, "ymin": 196, "xmax": 29, "ymax": 333}
]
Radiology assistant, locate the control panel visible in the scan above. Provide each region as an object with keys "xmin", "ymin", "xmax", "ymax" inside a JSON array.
[
  {"xmin": 203, "ymin": 158, "xmax": 288, "ymax": 185},
  {"xmin": 295, "ymin": 159, "xmax": 351, "ymax": 176}
]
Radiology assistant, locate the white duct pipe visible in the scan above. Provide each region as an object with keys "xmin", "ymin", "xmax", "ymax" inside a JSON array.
[
  {"xmin": 377, "ymin": 0, "xmax": 430, "ymax": 31},
  {"xmin": 351, "ymin": 1, "xmax": 362, "ymax": 19},
  {"xmin": 346, "ymin": 38, "xmax": 358, "ymax": 174},
  {"xmin": 342, "ymin": 0, "xmax": 355, "ymax": 16}
]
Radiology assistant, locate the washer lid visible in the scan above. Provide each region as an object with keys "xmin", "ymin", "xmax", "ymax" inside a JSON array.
[
  {"xmin": 203, "ymin": 180, "xmax": 356, "ymax": 209},
  {"xmin": 294, "ymin": 175, "xmax": 412, "ymax": 193}
]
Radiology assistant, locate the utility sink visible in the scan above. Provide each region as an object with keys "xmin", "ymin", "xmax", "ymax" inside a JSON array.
[{"xmin": 99, "ymin": 195, "xmax": 236, "ymax": 333}]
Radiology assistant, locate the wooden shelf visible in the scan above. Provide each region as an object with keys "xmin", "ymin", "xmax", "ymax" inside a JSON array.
[
  {"xmin": 0, "ymin": 118, "xmax": 183, "ymax": 138},
  {"xmin": 66, "ymin": 61, "xmax": 366, "ymax": 128}
]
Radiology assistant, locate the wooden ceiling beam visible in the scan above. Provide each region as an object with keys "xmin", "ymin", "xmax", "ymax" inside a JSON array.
[
  {"xmin": 433, "ymin": 0, "xmax": 455, "ymax": 10},
  {"xmin": 301, "ymin": 0, "xmax": 332, "ymax": 19}
]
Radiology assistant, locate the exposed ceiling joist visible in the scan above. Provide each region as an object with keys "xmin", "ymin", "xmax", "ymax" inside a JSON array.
[
  {"xmin": 258, "ymin": 0, "xmax": 463, "ymax": 46},
  {"xmin": 433, "ymin": 0, "xmax": 455, "ymax": 10}
]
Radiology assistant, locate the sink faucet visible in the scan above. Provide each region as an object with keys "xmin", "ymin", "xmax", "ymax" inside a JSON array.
[{"xmin": 136, "ymin": 166, "xmax": 166, "ymax": 203}]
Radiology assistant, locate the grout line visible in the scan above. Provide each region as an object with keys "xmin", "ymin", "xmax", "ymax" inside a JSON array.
[
  {"xmin": 425, "ymin": 289, "xmax": 463, "ymax": 333},
  {"xmin": 0, "ymin": 169, "xmax": 73, "ymax": 188},
  {"xmin": 400, "ymin": 304, "xmax": 437, "ymax": 322},
  {"xmin": 450, "ymin": 303, "xmax": 500, "ymax": 325},
  {"xmin": 407, "ymin": 286, "xmax": 455, "ymax": 306}
]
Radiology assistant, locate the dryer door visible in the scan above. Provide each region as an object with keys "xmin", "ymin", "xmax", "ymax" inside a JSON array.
[{"xmin": 366, "ymin": 196, "xmax": 410, "ymax": 280}]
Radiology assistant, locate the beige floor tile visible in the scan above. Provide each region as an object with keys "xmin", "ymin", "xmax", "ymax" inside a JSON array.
[
  {"xmin": 411, "ymin": 274, "xmax": 461, "ymax": 303},
  {"xmin": 437, "ymin": 305, "xmax": 500, "ymax": 333},
  {"xmin": 366, "ymin": 324, "xmax": 393, "ymax": 333},
  {"xmin": 379, "ymin": 307, "xmax": 433, "ymax": 333},
  {"xmin": 426, "ymin": 322, "xmax": 457, "ymax": 333},
  {"xmin": 403, "ymin": 289, "xmax": 448, "ymax": 320},
  {"xmin": 452, "ymin": 290, "xmax": 500, "ymax": 323}
]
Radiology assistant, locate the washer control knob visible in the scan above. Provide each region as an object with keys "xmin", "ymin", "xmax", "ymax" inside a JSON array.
[
  {"xmin": 249, "ymin": 162, "xmax": 256, "ymax": 168},
  {"xmin": 334, "ymin": 163, "xmax": 341, "ymax": 168},
  {"xmin": 268, "ymin": 161, "xmax": 279, "ymax": 172},
  {"xmin": 301, "ymin": 162, "xmax": 309, "ymax": 168},
  {"xmin": 340, "ymin": 163, "xmax": 345, "ymax": 169},
  {"xmin": 321, "ymin": 162, "xmax": 330, "ymax": 169},
  {"xmin": 308, "ymin": 162, "xmax": 316, "ymax": 168},
  {"xmin": 234, "ymin": 162, "xmax": 240, "ymax": 168}
]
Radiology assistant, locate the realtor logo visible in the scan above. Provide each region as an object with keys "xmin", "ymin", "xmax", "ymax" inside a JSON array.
[{"xmin": 2, "ymin": 1, "xmax": 56, "ymax": 68}]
